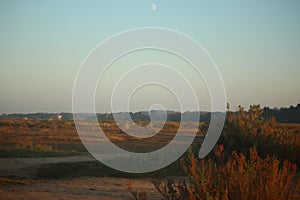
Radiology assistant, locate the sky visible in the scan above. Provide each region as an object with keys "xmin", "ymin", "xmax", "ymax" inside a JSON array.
[{"xmin": 0, "ymin": 0, "xmax": 300, "ymax": 113}]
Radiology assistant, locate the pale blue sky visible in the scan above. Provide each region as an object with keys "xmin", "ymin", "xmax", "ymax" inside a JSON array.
[{"xmin": 0, "ymin": 0, "xmax": 300, "ymax": 113}]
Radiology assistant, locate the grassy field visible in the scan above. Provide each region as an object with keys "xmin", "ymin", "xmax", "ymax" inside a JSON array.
[{"xmin": 0, "ymin": 119, "xmax": 204, "ymax": 157}]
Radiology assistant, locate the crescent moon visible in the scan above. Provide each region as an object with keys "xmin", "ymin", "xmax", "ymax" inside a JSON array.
[{"xmin": 152, "ymin": 3, "xmax": 157, "ymax": 11}]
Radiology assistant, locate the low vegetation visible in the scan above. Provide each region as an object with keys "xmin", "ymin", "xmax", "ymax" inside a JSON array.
[
  {"xmin": 130, "ymin": 105, "xmax": 300, "ymax": 199},
  {"xmin": 0, "ymin": 105, "xmax": 299, "ymax": 199},
  {"xmin": 0, "ymin": 119, "xmax": 203, "ymax": 156},
  {"xmin": 154, "ymin": 146, "xmax": 299, "ymax": 200},
  {"xmin": 0, "ymin": 177, "xmax": 40, "ymax": 185},
  {"xmin": 220, "ymin": 105, "xmax": 300, "ymax": 166},
  {"xmin": 0, "ymin": 141, "xmax": 83, "ymax": 158}
]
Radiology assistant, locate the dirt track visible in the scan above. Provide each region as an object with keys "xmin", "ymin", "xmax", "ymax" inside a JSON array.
[
  {"xmin": 0, "ymin": 177, "xmax": 162, "ymax": 200},
  {"xmin": 0, "ymin": 156, "xmax": 162, "ymax": 199}
]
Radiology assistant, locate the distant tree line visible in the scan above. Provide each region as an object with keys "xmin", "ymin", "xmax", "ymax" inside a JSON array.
[
  {"xmin": 0, "ymin": 104, "xmax": 299, "ymax": 123},
  {"xmin": 263, "ymin": 103, "xmax": 300, "ymax": 123}
]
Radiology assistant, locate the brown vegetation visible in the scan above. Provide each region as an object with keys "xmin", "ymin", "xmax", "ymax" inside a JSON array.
[
  {"xmin": 1, "ymin": 105, "xmax": 300, "ymax": 199},
  {"xmin": 151, "ymin": 105, "xmax": 300, "ymax": 200},
  {"xmin": 153, "ymin": 146, "xmax": 299, "ymax": 200}
]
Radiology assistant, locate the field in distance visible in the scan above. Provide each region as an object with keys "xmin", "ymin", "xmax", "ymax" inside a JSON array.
[{"xmin": 0, "ymin": 119, "xmax": 205, "ymax": 157}]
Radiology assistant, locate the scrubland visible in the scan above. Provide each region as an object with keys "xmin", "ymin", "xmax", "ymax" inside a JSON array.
[{"xmin": 0, "ymin": 105, "xmax": 300, "ymax": 199}]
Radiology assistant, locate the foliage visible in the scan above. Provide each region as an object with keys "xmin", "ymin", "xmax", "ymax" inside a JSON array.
[
  {"xmin": 220, "ymin": 104, "xmax": 300, "ymax": 166},
  {"xmin": 151, "ymin": 105, "xmax": 300, "ymax": 200},
  {"xmin": 154, "ymin": 146, "xmax": 299, "ymax": 200}
]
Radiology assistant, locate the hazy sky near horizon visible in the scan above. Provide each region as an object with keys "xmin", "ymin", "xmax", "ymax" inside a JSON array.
[{"xmin": 0, "ymin": 0, "xmax": 300, "ymax": 113}]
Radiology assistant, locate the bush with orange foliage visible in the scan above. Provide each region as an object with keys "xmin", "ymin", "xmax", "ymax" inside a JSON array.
[
  {"xmin": 154, "ymin": 146, "xmax": 299, "ymax": 200},
  {"xmin": 153, "ymin": 105, "xmax": 300, "ymax": 199},
  {"xmin": 220, "ymin": 105, "xmax": 300, "ymax": 166}
]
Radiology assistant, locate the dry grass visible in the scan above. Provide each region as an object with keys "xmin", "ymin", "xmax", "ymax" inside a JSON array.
[
  {"xmin": 0, "ymin": 119, "xmax": 204, "ymax": 154},
  {"xmin": 15, "ymin": 141, "xmax": 54, "ymax": 152},
  {"xmin": 1, "ymin": 108, "xmax": 300, "ymax": 199},
  {"xmin": 128, "ymin": 181, "xmax": 149, "ymax": 200},
  {"xmin": 0, "ymin": 177, "xmax": 40, "ymax": 185}
]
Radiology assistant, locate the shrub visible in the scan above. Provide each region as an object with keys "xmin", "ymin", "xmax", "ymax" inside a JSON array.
[
  {"xmin": 154, "ymin": 146, "xmax": 299, "ymax": 200},
  {"xmin": 220, "ymin": 105, "xmax": 300, "ymax": 166}
]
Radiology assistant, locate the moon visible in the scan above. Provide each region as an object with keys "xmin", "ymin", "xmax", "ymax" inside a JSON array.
[{"xmin": 152, "ymin": 3, "xmax": 157, "ymax": 11}]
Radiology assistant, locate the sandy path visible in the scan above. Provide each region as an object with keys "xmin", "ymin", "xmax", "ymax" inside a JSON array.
[
  {"xmin": 0, "ymin": 177, "xmax": 163, "ymax": 200},
  {"xmin": 0, "ymin": 155, "xmax": 95, "ymax": 171},
  {"xmin": 0, "ymin": 156, "xmax": 163, "ymax": 199}
]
